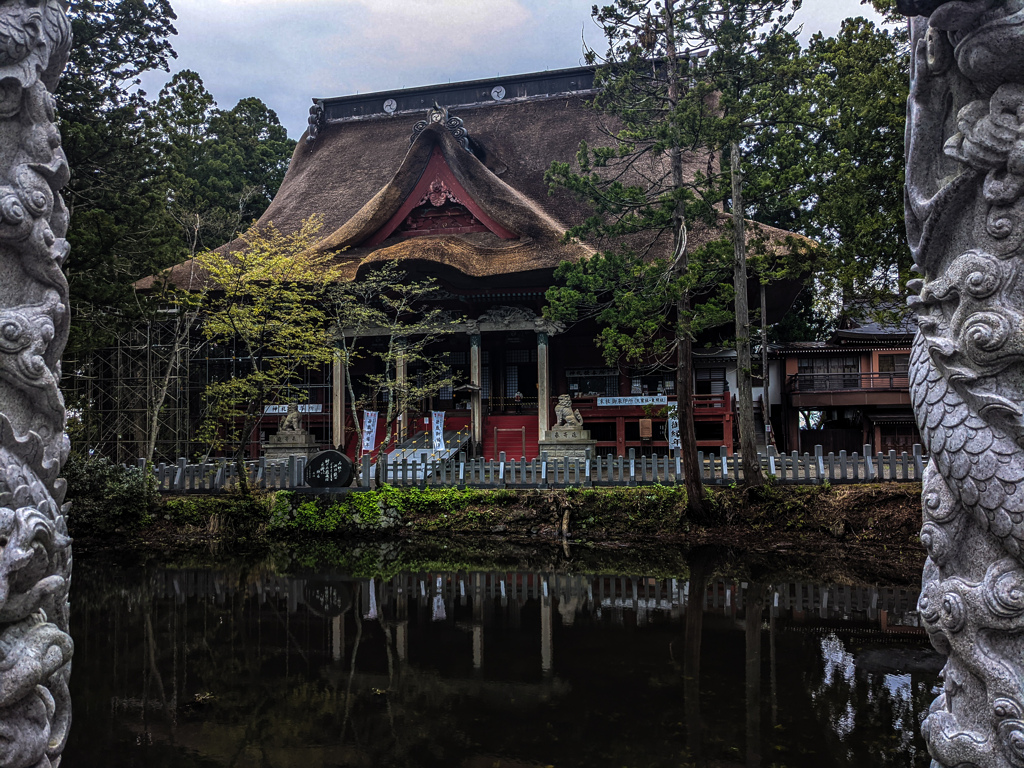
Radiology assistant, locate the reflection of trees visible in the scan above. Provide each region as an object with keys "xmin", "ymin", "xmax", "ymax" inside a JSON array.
[
  {"xmin": 68, "ymin": 559, "xmax": 941, "ymax": 768},
  {"xmin": 684, "ymin": 556, "xmax": 708, "ymax": 765},
  {"xmin": 745, "ymin": 584, "xmax": 765, "ymax": 768},
  {"xmin": 70, "ymin": 572, "xmax": 546, "ymax": 767},
  {"xmin": 803, "ymin": 632, "xmax": 933, "ymax": 767}
]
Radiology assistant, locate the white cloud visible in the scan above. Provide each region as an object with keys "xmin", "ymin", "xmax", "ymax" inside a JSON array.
[
  {"xmin": 140, "ymin": 0, "xmax": 894, "ymax": 139},
  {"xmin": 795, "ymin": 0, "xmax": 889, "ymax": 41}
]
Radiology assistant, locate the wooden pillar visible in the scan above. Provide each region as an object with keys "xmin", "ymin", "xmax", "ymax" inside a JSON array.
[
  {"xmin": 537, "ymin": 331, "xmax": 550, "ymax": 438},
  {"xmin": 397, "ymin": 338, "xmax": 408, "ymax": 444},
  {"xmin": 333, "ymin": 355, "xmax": 345, "ymax": 450},
  {"xmin": 470, "ymin": 333, "xmax": 482, "ymax": 452}
]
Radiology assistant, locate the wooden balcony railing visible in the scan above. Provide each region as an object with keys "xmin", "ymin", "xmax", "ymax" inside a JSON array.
[
  {"xmin": 693, "ymin": 392, "xmax": 731, "ymax": 413},
  {"xmin": 787, "ymin": 372, "xmax": 910, "ymax": 393}
]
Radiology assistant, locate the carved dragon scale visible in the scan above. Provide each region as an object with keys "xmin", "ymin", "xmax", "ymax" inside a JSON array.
[
  {"xmin": 0, "ymin": 2, "xmax": 73, "ymax": 767},
  {"xmin": 897, "ymin": 1, "xmax": 1024, "ymax": 766}
]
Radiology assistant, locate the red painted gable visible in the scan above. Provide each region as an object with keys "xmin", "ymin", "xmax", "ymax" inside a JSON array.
[{"xmin": 364, "ymin": 145, "xmax": 518, "ymax": 246}]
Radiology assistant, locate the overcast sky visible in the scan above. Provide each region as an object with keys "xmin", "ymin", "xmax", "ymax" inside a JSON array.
[{"xmin": 142, "ymin": 0, "xmax": 890, "ymax": 139}]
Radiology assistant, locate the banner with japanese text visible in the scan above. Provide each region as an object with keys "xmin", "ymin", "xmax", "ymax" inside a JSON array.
[
  {"xmin": 361, "ymin": 411, "xmax": 378, "ymax": 453},
  {"xmin": 431, "ymin": 411, "xmax": 445, "ymax": 452},
  {"xmin": 666, "ymin": 405, "xmax": 681, "ymax": 451}
]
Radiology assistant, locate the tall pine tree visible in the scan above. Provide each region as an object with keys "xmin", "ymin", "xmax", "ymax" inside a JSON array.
[
  {"xmin": 546, "ymin": 0, "xmax": 803, "ymax": 498},
  {"xmin": 58, "ymin": 0, "xmax": 181, "ymax": 353}
]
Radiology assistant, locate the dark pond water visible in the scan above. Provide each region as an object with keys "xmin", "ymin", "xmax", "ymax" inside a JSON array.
[{"xmin": 65, "ymin": 548, "xmax": 940, "ymax": 767}]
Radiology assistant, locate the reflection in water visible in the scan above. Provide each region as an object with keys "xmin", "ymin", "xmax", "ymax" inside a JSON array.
[
  {"xmin": 746, "ymin": 582, "xmax": 765, "ymax": 768},
  {"xmin": 65, "ymin": 558, "xmax": 940, "ymax": 767}
]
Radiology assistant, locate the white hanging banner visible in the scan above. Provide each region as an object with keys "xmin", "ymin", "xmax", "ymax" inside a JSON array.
[
  {"xmin": 666, "ymin": 405, "xmax": 681, "ymax": 451},
  {"xmin": 431, "ymin": 411, "xmax": 446, "ymax": 452},
  {"xmin": 361, "ymin": 411, "xmax": 378, "ymax": 453}
]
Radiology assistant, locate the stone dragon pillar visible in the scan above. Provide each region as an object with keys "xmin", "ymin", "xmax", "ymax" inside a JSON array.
[
  {"xmin": 898, "ymin": 2, "xmax": 1024, "ymax": 766},
  {"xmin": 0, "ymin": 2, "xmax": 74, "ymax": 767}
]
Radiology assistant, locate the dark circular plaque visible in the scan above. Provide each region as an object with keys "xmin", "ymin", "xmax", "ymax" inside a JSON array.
[{"xmin": 304, "ymin": 450, "xmax": 354, "ymax": 488}]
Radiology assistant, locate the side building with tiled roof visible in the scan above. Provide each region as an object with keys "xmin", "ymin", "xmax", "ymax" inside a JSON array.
[{"xmin": 777, "ymin": 310, "xmax": 918, "ymax": 456}]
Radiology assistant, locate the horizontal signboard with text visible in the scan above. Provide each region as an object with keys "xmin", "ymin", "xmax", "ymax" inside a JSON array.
[
  {"xmin": 263, "ymin": 404, "xmax": 324, "ymax": 414},
  {"xmin": 596, "ymin": 395, "xmax": 669, "ymax": 407}
]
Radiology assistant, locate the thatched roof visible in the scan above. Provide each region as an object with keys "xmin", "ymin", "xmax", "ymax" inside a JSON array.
[{"xmin": 141, "ymin": 77, "xmax": 811, "ymax": 303}]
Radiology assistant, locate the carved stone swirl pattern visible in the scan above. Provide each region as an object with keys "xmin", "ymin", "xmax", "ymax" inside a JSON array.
[
  {"xmin": 898, "ymin": 2, "xmax": 1024, "ymax": 766},
  {"xmin": 0, "ymin": 2, "xmax": 73, "ymax": 766}
]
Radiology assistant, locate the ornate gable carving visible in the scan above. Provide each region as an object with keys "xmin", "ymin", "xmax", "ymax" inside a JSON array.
[
  {"xmin": 396, "ymin": 198, "xmax": 487, "ymax": 238},
  {"xmin": 421, "ymin": 179, "xmax": 461, "ymax": 207},
  {"xmin": 364, "ymin": 145, "xmax": 517, "ymax": 246}
]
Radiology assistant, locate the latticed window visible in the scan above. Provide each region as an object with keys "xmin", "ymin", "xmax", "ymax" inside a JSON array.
[
  {"xmin": 506, "ymin": 349, "xmax": 536, "ymax": 363},
  {"xmin": 505, "ymin": 366, "xmax": 519, "ymax": 397},
  {"xmin": 878, "ymin": 354, "xmax": 909, "ymax": 373},
  {"xmin": 568, "ymin": 367, "xmax": 617, "ymax": 396},
  {"xmin": 695, "ymin": 368, "xmax": 726, "ymax": 395}
]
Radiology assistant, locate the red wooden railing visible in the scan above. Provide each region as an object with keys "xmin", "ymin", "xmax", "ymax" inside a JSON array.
[{"xmin": 787, "ymin": 372, "xmax": 909, "ymax": 393}]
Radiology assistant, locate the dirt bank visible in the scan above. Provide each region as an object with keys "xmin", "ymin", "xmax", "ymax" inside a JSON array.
[{"xmin": 71, "ymin": 482, "xmax": 925, "ymax": 585}]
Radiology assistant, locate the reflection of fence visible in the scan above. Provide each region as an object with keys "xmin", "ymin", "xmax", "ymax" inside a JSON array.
[
  {"xmin": 144, "ymin": 568, "xmax": 922, "ymax": 628},
  {"xmin": 149, "ymin": 443, "xmax": 926, "ymax": 493}
]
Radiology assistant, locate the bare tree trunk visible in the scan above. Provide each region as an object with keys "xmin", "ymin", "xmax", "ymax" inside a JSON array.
[
  {"xmin": 233, "ymin": 398, "xmax": 263, "ymax": 496},
  {"xmin": 731, "ymin": 140, "xmax": 764, "ymax": 486},
  {"xmin": 665, "ymin": 0, "xmax": 706, "ymax": 516},
  {"xmin": 144, "ymin": 311, "xmax": 195, "ymax": 468},
  {"xmin": 341, "ymin": 338, "xmax": 362, "ymax": 452}
]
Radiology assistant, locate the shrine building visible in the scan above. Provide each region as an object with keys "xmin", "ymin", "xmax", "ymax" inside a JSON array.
[{"xmin": 154, "ymin": 65, "xmax": 806, "ymax": 461}]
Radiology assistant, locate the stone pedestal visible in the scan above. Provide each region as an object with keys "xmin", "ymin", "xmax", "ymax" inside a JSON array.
[
  {"xmin": 538, "ymin": 428, "xmax": 596, "ymax": 460},
  {"xmin": 265, "ymin": 429, "xmax": 318, "ymax": 461}
]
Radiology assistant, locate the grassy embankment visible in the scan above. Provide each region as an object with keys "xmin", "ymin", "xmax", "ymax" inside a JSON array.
[
  {"xmin": 65, "ymin": 454, "xmax": 925, "ymax": 582},
  {"xmin": 63, "ymin": 452, "xmax": 924, "ymax": 582}
]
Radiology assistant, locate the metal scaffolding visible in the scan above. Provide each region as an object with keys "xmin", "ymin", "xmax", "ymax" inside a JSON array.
[{"xmin": 63, "ymin": 318, "xmax": 334, "ymax": 464}]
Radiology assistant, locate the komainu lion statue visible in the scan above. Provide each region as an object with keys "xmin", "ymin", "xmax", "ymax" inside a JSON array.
[
  {"xmin": 280, "ymin": 403, "xmax": 302, "ymax": 433},
  {"xmin": 553, "ymin": 395, "xmax": 583, "ymax": 428}
]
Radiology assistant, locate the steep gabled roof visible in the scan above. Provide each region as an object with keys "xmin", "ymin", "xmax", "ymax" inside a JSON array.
[{"xmin": 312, "ymin": 120, "xmax": 593, "ymax": 287}]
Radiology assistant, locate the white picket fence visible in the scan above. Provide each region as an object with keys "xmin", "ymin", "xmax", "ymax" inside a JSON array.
[
  {"xmin": 149, "ymin": 456, "xmax": 308, "ymax": 493},
  {"xmin": 147, "ymin": 443, "xmax": 926, "ymax": 493}
]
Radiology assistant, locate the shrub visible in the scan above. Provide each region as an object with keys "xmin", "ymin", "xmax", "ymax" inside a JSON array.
[
  {"xmin": 63, "ymin": 454, "xmax": 156, "ymax": 535},
  {"xmin": 163, "ymin": 497, "xmax": 207, "ymax": 526}
]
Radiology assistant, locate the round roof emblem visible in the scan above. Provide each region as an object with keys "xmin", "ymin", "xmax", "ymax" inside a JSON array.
[
  {"xmin": 383, "ymin": 98, "xmax": 397, "ymax": 114},
  {"xmin": 491, "ymin": 85, "xmax": 505, "ymax": 101}
]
